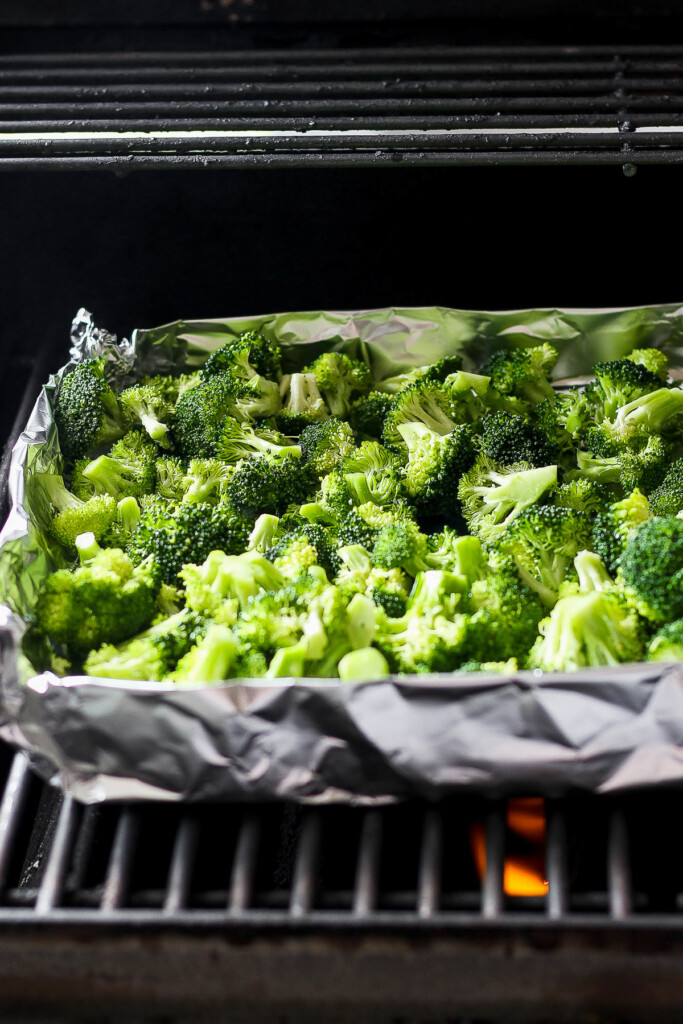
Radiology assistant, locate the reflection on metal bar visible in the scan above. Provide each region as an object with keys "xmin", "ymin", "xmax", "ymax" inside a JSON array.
[
  {"xmin": 353, "ymin": 811, "xmax": 382, "ymax": 917},
  {"xmin": 417, "ymin": 807, "xmax": 442, "ymax": 919},
  {"xmin": 546, "ymin": 802, "xmax": 568, "ymax": 920},
  {"xmin": 483, "ymin": 803, "xmax": 505, "ymax": 920},
  {"xmin": 35, "ymin": 796, "xmax": 79, "ymax": 914},
  {"xmin": 164, "ymin": 815, "xmax": 199, "ymax": 914},
  {"xmin": 290, "ymin": 813, "xmax": 321, "ymax": 919},
  {"xmin": 229, "ymin": 813, "xmax": 261, "ymax": 915},
  {"xmin": 101, "ymin": 808, "xmax": 139, "ymax": 912},
  {"xmin": 0, "ymin": 754, "xmax": 31, "ymax": 890},
  {"xmin": 608, "ymin": 808, "xmax": 632, "ymax": 920}
]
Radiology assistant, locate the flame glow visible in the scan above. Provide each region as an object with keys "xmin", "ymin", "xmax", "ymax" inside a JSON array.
[{"xmin": 470, "ymin": 797, "xmax": 548, "ymax": 897}]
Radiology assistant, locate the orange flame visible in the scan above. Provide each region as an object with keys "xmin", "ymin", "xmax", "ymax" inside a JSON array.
[{"xmin": 470, "ymin": 797, "xmax": 548, "ymax": 897}]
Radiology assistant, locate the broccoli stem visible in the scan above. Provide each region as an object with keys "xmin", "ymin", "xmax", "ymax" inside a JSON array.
[
  {"xmin": 117, "ymin": 496, "xmax": 141, "ymax": 536},
  {"xmin": 248, "ymin": 514, "xmax": 282, "ymax": 553},
  {"xmin": 338, "ymin": 647, "xmax": 390, "ymax": 681},
  {"xmin": 81, "ymin": 455, "xmax": 129, "ymax": 497},
  {"xmin": 75, "ymin": 531, "xmax": 102, "ymax": 564},
  {"xmin": 574, "ymin": 550, "xmax": 613, "ymax": 592},
  {"xmin": 176, "ymin": 624, "xmax": 237, "ymax": 684},
  {"xmin": 39, "ymin": 474, "xmax": 84, "ymax": 513}
]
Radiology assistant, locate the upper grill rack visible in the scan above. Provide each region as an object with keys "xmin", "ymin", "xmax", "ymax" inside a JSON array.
[
  {"xmin": 4, "ymin": 44, "xmax": 683, "ymax": 168},
  {"xmin": 1, "ymin": 747, "xmax": 681, "ymax": 927}
]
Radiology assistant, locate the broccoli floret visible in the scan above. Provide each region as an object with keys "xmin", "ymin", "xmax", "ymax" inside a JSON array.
[
  {"xmin": 497, "ymin": 504, "xmax": 592, "ymax": 606},
  {"xmin": 248, "ymin": 513, "xmax": 283, "ymax": 553},
  {"xmin": 171, "ymin": 623, "xmax": 238, "ymax": 685},
  {"xmin": 338, "ymin": 647, "xmax": 391, "ymax": 681},
  {"xmin": 528, "ymin": 588, "xmax": 644, "ymax": 671},
  {"xmin": 268, "ymin": 522, "xmax": 341, "ymax": 580},
  {"xmin": 35, "ymin": 541, "xmax": 160, "ymax": 657},
  {"xmin": 156, "ymin": 456, "xmax": 187, "ymax": 501},
  {"xmin": 648, "ymin": 619, "xmax": 683, "ymax": 662},
  {"xmin": 101, "ymin": 496, "xmax": 142, "ymax": 548},
  {"xmin": 348, "ymin": 392, "xmax": 394, "ymax": 439},
  {"xmin": 552, "ymin": 479, "xmax": 609, "ymax": 518},
  {"xmin": 181, "ymin": 459, "xmax": 235, "ymax": 504},
  {"xmin": 382, "ymin": 380, "xmax": 482, "ymax": 451},
  {"xmin": 54, "ymin": 358, "xmax": 127, "ymax": 462},
  {"xmin": 202, "ymin": 330, "xmax": 282, "ymax": 383},
  {"xmin": 76, "ymin": 430, "xmax": 157, "ymax": 501},
  {"xmin": 305, "ymin": 352, "xmax": 372, "ymax": 419},
  {"xmin": 372, "ymin": 520, "xmax": 432, "ymax": 578},
  {"xmin": 480, "ymin": 344, "xmax": 558, "ymax": 410},
  {"xmin": 465, "ymin": 562, "xmax": 545, "ymax": 663},
  {"xmin": 587, "ymin": 387, "xmax": 683, "ymax": 448},
  {"xmin": 532, "ymin": 397, "xmax": 575, "ymax": 465},
  {"xmin": 266, "ymin": 534, "xmax": 320, "ymax": 582},
  {"xmin": 375, "ymin": 356, "xmax": 464, "ymax": 395},
  {"xmin": 118, "ymin": 380, "xmax": 174, "ymax": 448},
  {"xmin": 299, "ymin": 419, "xmax": 356, "ymax": 476},
  {"xmin": 173, "ymin": 371, "xmax": 248, "ymax": 459},
  {"xmin": 375, "ymin": 610, "xmax": 467, "ymax": 675},
  {"xmin": 337, "ymin": 544, "xmax": 410, "ymax": 617},
  {"xmin": 649, "ymin": 459, "xmax": 683, "ymax": 517},
  {"xmin": 216, "ymin": 417, "xmax": 300, "ymax": 463},
  {"xmin": 626, "ymin": 348, "xmax": 669, "ymax": 382},
  {"xmin": 227, "ymin": 454, "xmax": 316, "ymax": 518},
  {"xmin": 84, "ymin": 609, "xmax": 207, "ymax": 680},
  {"xmin": 478, "ymin": 411, "xmax": 557, "ymax": 467},
  {"xmin": 276, "ymin": 373, "xmax": 329, "ymax": 435},
  {"xmin": 579, "ymin": 433, "xmax": 671, "ymax": 495},
  {"xmin": 427, "ymin": 530, "xmax": 487, "ymax": 581},
  {"xmin": 42, "ymin": 473, "xmax": 118, "ymax": 548},
  {"xmin": 127, "ymin": 500, "xmax": 251, "ymax": 585},
  {"xmin": 181, "ymin": 549, "xmax": 283, "ymax": 614},
  {"xmin": 587, "ymin": 359, "xmax": 664, "ymax": 422},
  {"xmin": 591, "ymin": 488, "xmax": 649, "ymax": 575},
  {"xmin": 457, "ymin": 455, "xmax": 557, "ymax": 542},
  {"xmin": 398, "ymin": 421, "xmax": 477, "ymax": 519},
  {"xmin": 619, "ymin": 515, "xmax": 683, "ymax": 622}
]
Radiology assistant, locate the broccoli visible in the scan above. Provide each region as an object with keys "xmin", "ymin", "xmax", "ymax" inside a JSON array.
[
  {"xmin": 398, "ymin": 421, "xmax": 477, "ymax": 519},
  {"xmin": 591, "ymin": 488, "xmax": 650, "ymax": 574},
  {"xmin": 171, "ymin": 623, "xmax": 238, "ymax": 685},
  {"xmin": 375, "ymin": 608, "xmax": 467, "ymax": 675},
  {"xmin": 181, "ymin": 549, "xmax": 283, "ymax": 614},
  {"xmin": 84, "ymin": 609, "xmax": 207, "ymax": 680},
  {"xmin": 216, "ymin": 417, "xmax": 300, "ymax": 464},
  {"xmin": 348, "ymin": 392, "xmax": 394, "ymax": 440},
  {"xmin": 649, "ymin": 459, "xmax": 683, "ymax": 517},
  {"xmin": 248, "ymin": 513, "xmax": 283, "ymax": 553},
  {"xmin": 54, "ymin": 358, "xmax": 128, "ymax": 462},
  {"xmin": 382, "ymin": 380, "xmax": 482, "ymax": 451},
  {"xmin": 553, "ymin": 478, "xmax": 609, "ymax": 518},
  {"xmin": 372, "ymin": 520, "xmax": 433, "ymax": 578},
  {"xmin": 480, "ymin": 344, "xmax": 558, "ymax": 410},
  {"xmin": 268, "ymin": 523, "xmax": 341, "ymax": 580},
  {"xmin": 497, "ymin": 504, "xmax": 592, "ymax": 606},
  {"xmin": 41, "ymin": 474, "xmax": 118, "ymax": 549},
  {"xmin": 528, "ymin": 588, "xmax": 644, "ymax": 671},
  {"xmin": 305, "ymin": 351, "xmax": 372, "ymax": 419},
  {"xmin": 227, "ymin": 453, "xmax": 316, "ymax": 518},
  {"xmin": 173, "ymin": 371, "xmax": 248, "ymax": 459},
  {"xmin": 375, "ymin": 355, "xmax": 463, "ymax": 394},
  {"xmin": 578, "ymin": 432, "xmax": 671, "ymax": 495},
  {"xmin": 478, "ymin": 412, "xmax": 558, "ymax": 468},
  {"xmin": 299, "ymin": 419, "xmax": 356, "ymax": 476},
  {"xmin": 465, "ymin": 562, "xmax": 545, "ymax": 663},
  {"xmin": 156, "ymin": 456, "xmax": 187, "ymax": 502},
  {"xmin": 338, "ymin": 647, "xmax": 391, "ymax": 681},
  {"xmin": 126, "ymin": 499, "xmax": 251, "ymax": 585},
  {"xmin": 34, "ymin": 539, "xmax": 160, "ymax": 656},
  {"xmin": 626, "ymin": 348, "xmax": 670, "ymax": 382},
  {"xmin": 181, "ymin": 459, "xmax": 235, "ymax": 505},
  {"xmin": 276, "ymin": 372, "xmax": 329, "ymax": 435},
  {"xmin": 118, "ymin": 380, "xmax": 174, "ymax": 448},
  {"xmin": 337, "ymin": 544, "xmax": 410, "ymax": 617},
  {"xmin": 585, "ymin": 359, "xmax": 664, "ymax": 422},
  {"xmin": 457, "ymin": 455, "xmax": 557, "ymax": 542},
  {"xmin": 74, "ymin": 430, "xmax": 157, "ymax": 501},
  {"xmin": 586, "ymin": 386, "xmax": 683, "ymax": 448},
  {"xmin": 202, "ymin": 330, "xmax": 282, "ymax": 383},
  {"xmin": 648, "ymin": 619, "xmax": 683, "ymax": 662},
  {"xmin": 619, "ymin": 515, "xmax": 683, "ymax": 622},
  {"xmin": 101, "ymin": 496, "xmax": 142, "ymax": 548}
]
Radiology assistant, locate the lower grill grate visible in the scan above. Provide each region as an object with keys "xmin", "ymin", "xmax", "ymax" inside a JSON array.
[{"xmin": 1, "ymin": 746, "xmax": 681, "ymax": 927}]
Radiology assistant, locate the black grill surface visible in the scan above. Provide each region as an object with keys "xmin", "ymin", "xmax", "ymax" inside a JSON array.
[{"xmin": 3, "ymin": 45, "xmax": 683, "ymax": 168}]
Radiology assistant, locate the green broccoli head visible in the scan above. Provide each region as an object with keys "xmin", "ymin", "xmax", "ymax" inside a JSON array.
[
  {"xmin": 497, "ymin": 504, "xmax": 592, "ymax": 606},
  {"xmin": 398, "ymin": 421, "xmax": 477, "ymax": 519},
  {"xmin": 648, "ymin": 619, "xmax": 683, "ymax": 662},
  {"xmin": 155, "ymin": 456, "xmax": 187, "ymax": 502},
  {"xmin": 382, "ymin": 380, "xmax": 482, "ymax": 451},
  {"xmin": 480, "ymin": 344, "xmax": 558, "ymax": 410},
  {"xmin": 591, "ymin": 488, "xmax": 650, "ymax": 574},
  {"xmin": 171, "ymin": 623, "xmax": 238, "ymax": 685},
  {"xmin": 275, "ymin": 372, "xmax": 330, "ymax": 435},
  {"xmin": 372, "ymin": 520, "xmax": 432, "ymax": 578},
  {"xmin": 348, "ymin": 392, "xmax": 394, "ymax": 440},
  {"xmin": 118, "ymin": 380, "xmax": 174, "ymax": 448},
  {"xmin": 649, "ymin": 458, "xmax": 683, "ymax": 517},
  {"xmin": 375, "ymin": 612, "xmax": 467, "ymax": 674},
  {"xmin": 75, "ymin": 430, "xmax": 157, "ymax": 501},
  {"xmin": 619, "ymin": 515, "xmax": 683, "ymax": 621},
  {"xmin": 202, "ymin": 330, "xmax": 282, "ymax": 383},
  {"xmin": 457, "ymin": 455, "xmax": 557, "ymax": 543},
  {"xmin": 227, "ymin": 454, "xmax": 316, "ymax": 518},
  {"xmin": 299, "ymin": 418, "xmax": 356, "ymax": 476},
  {"xmin": 626, "ymin": 348, "xmax": 670, "ymax": 382},
  {"xmin": 553, "ymin": 478, "xmax": 610, "ymax": 518},
  {"xmin": 216, "ymin": 417, "xmax": 300, "ymax": 463},
  {"xmin": 173, "ymin": 371, "xmax": 248, "ymax": 459},
  {"xmin": 588, "ymin": 359, "xmax": 664, "ymax": 421},
  {"xmin": 528, "ymin": 589, "xmax": 645, "ymax": 671},
  {"xmin": 305, "ymin": 351, "xmax": 372, "ymax": 419},
  {"xmin": 181, "ymin": 549, "xmax": 284, "ymax": 614},
  {"xmin": 84, "ymin": 608, "xmax": 208, "ymax": 680},
  {"xmin": 268, "ymin": 522, "xmax": 341, "ymax": 580},
  {"xmin": 465, "ymin": 562, "xmax": 546, "ymax": 663},
  {"xmin": 45, "ymin": 474, "xmax": 118, "ymax": 548},
  {"xmin": 479, "ymin": 411, "xmax": 558, "ymax": 468},
  {"xmin": 580, "ymin": 432, "xmax": 671, "ymax": 495},
  {"xmin": 35, "ymin": 544, "xmax": 160, "ymax": 657},
  {"xmin": 54, "ymin": 358, "xmax": 128, "ymax": 462},
  {"xmin": 588, "ymin": 386, "xmax": 683, "ymax": 448}
]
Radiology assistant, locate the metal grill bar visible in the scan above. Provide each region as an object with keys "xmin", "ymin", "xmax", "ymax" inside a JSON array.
[
  {"xmin": 0, "ymin": 755, "xmax": 31, "ymax": 891},
  {"xmin": 101, "ymin": 808, "xmax": 139, "ymax": 911},
  {"xmin": 545, "ymin": 802, "xmax": 569, "ymax": 920},
  {"xmin": 353, "ymin": 810, "xmax": 382, "ymax": 917},
  {"xmin": 417, "ymin": 807, "xmax": 442, "ymax": 919},
  {"xmin": 164, "ymin": 814, "xmax": 199, "ymax": 914},
  {"xmin": 35, "ymin": 797, "xmax": 80, "ymax": 914},
  {"xmin": 289, "ymin": 812, "xmax": 321, "ymax": 919},
  {"xmin": 482, "ymin": 803, "xmax": 505, "ymax": 920},
  {"xmin": 608, "ymin": 807, "xmax": 632, "ymax": 920},
  {"xmin": 229, "ymin": 812, "xmax": 260, "ymax": 915},
  {"xmin": 1, "ymin": 44, "xmax": 683, "ymax": 167}
]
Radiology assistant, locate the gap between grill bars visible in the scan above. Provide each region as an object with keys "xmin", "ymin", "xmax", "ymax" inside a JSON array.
[
  {"xmin": 2, "ymin": 750, "xmax": 683, "ymax": 926},
  {"xmin": 2, "ymin": 44, "xmax": 683, "ymax": 167}
]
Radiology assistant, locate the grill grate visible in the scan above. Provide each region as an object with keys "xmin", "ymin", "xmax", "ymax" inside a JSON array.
[
  {"xmin": 3, "ymin": 44, "xmax": 683, "ymax": 167},
  {"xmin": 1, "ymin": 747, "xmax": 682, "ymax": 927}
]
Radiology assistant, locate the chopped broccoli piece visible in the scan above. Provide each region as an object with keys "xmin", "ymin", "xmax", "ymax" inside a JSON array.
[
  {"xmin": 552, "ymin": 479, "xmax": 609, "ymax": 518},
  {"xmin": 465, "ymin": 562, "xmax": 545, "ymax": 663},
  {"xmin": 649, "ymin": 459, "xmax": 683, "ymax": 517},
  {"xmin": 619, "ymin": 515, "xmax": 683, "ymax": 622},
  {"xmin": 181, "ymin": 549, "xmax": 283, "ymax": 614},
  {"xmin": 348, "ymin": 392, "xmax": 394, "ymax": 439},
  {"xmin": 76, "ymin": 430, "xmax": 157, "ymax": 501},
  {"xmin": 248, "ymin": 514, "xmax": 283, "ymax": 553},
  {"xmin": 591, "ymin": 488, "xmax": 650, "ymax": 574},
  {"xmin": 118, "ymin": 380, "xmax": 174, "ymax": 448},
  {"xmin": 480, "ymin": 344, "xmax": 558, "ymax": 410},
  {"xmin": 171, "ymin": 623, "xmax": 238, "ymax": 685},
  {"xmin": 227, "ymin": 454, "xmax": 316, "ymax": 518},
  {"xmin": 398, "ymin": 421, "xmax": 477, "ymax": 519},
  {"xmin": 173, "ymin": 371, "xmax": 248, "ymax": 459},
  {"xmin": 202, "ymin": 330, "xmax": 282, "ymax": 383},
  {"xmin": 528, "ymin": 588, "xmax": 644, "ymax": 671},
  {"xmin": 479, "ymin": 411, "xmax": 558, "ymax": 467},
  {"xmin": 156, "ymin": 456, "xmax": 187, "ymax": 502},
  {"xmin": 54, "ymin": 358, "xmax": 127, "ymax": 462},
  {"xmin": 626, "ymin": 348, "xmax": 670, "ymax": 382},
  {"xmin": 382, "ymin": 380, "xmax": 482, "ymax": 451},
  {"xmin": 299, "ymin": 419, "xmax": 356, "ymax": 476},
  {"xmin": 305, "ymin": 351, "xmax": 372, "ymax": 419},
  {"xmin": 276, "ymin": 372, "xmax": 329, "ymax": 435},
  {"xmin": 457, "ymin": 455, "xmax": 557, "ymax": 542},
  {"xmin": 181, "ymin": 459, "xmax": 235, "ymax": 505},
  {"xmin": 44, "ymin": 473, "xmax": 118, "ymax": 548},
  {"xmin": 648, "ymin": 619, "xmax": 683, "ymax": 662},
  {"xmin": 338, "ymin": 647, "xmax": 391, "ymax": 681},
  {"xmin": 217, "ymin": 417, "xmax": 300, "ymax": 463},
  {"xmin": 372, "ymin": 520, "xmax": 432, "ymax": 578},
  {"xmin": 84, "ymin": 609, "xmax": 207, "ymax": 680}
]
